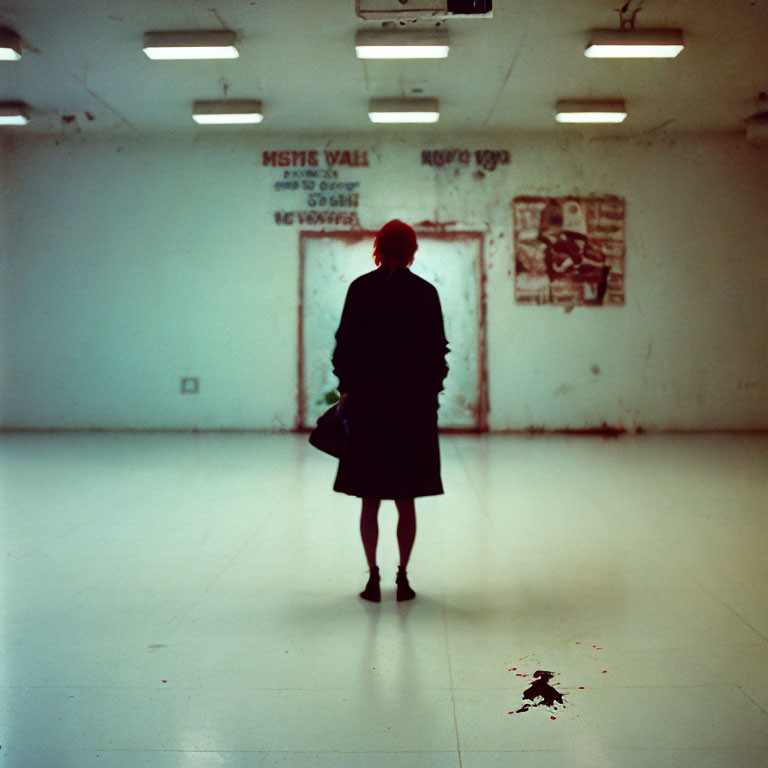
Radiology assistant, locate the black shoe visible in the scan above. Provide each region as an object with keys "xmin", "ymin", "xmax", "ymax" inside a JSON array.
[
  {"xmin": 360, "ymin": 566, "xmax": 381, "ymax": 602},
  {"xmin": 396, "ymin": 566, "xmax": 416, "ymax": 602}
]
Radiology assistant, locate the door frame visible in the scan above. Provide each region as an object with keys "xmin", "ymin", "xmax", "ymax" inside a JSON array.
[{"xmin": 297, "ymin": 229, "xmax": 488, "ymax": 433}]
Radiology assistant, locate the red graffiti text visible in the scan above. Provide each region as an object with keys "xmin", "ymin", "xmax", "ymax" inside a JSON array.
[{"xmin": 264, "ymin": 150, "xmax": 369, "ymax": 168}]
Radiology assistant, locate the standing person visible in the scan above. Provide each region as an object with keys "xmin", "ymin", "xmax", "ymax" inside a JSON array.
[{"xmin": 331, "ymin": 220, "xmax": 449, "ymax": 602}]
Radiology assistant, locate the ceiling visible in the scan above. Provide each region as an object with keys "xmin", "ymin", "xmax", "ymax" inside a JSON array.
[{"xmin": 1, "ymin": 0, "xmax": 767, "ymax": 137}]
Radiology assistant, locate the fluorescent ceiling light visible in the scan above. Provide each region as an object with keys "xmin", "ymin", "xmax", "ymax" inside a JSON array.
[
  {"xmin": 556, "ymin": 100, "xmax": 627, "ymax": 124},
  {"xmin": 143, "ymin": 31, "xmax": 239, "ymax": 60},
  {"xmin": 585, "ymin": 28, "xmax": 684, "ymax": 58},
  {"xmin": 0, "ymin": 28, "xmax": 22, "ymax": 60},
  {"xmin": 369, "ymin": 98, "xmax": 440, "ymax": 123},
  {"xmin": 369, "ymin": 112, "xmax": 440, "ymax": 123},
  {"xmin": 355, "ymin": 29, "xmax": 449, "ymax": 59},
  {"xmin": 0, "ymin": 102, "xmax": 30, "ymax": 125},
  {"xmin": 193, "ymin": 100, "xmax": 263, "ymax": 125}
]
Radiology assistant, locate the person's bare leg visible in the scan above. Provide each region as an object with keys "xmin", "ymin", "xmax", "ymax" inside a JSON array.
[
  {"xmin": 395, "ymin": 498, "xmax": 416, "ymax": 568},
  {"xmin": 360, "ymin": 498, "xmax": 381, "ymax": 601},
  {"xmin": 360, "ymin": 497, "xmax": 380, "ymax": 570},
  {"xmin": 395, "ymin": 498, "xmax": 417, "ymax": 601}
]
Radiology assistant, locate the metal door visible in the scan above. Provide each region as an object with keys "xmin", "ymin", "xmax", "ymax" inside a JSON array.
[{"xmin": 299, "ymin": 230, "xmax": 486, "ymax": 431}]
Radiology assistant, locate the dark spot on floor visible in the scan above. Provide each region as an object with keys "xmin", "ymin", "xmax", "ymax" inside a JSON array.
[{"xmin": 510, "ymin": 670, "xmax": 566, "ymax": 715}]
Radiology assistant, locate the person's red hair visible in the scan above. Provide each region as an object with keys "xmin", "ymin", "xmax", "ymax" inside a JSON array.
[{"xmin": 373, "ymin": 219, "xmax": 417, "ymax": 271}]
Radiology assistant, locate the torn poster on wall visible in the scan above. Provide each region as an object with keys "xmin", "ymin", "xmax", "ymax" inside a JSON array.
[
  {"xmin": 513, "ymin": 196, "xmax": 625, "ymax": 307},
  {"xmin": 264, "ymin": 150, "xmax": 367, "ymax": 227}
]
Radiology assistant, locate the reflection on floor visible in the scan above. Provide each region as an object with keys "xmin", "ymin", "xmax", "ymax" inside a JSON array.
[{"xmin": 2, "ymin": 432, "xmax": 767, "ymax": 767}]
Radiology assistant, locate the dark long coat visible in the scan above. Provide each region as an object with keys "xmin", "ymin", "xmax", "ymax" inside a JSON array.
[{"xmin": 332, "ymin": 266, "xmax": 449, "ymax": 499}]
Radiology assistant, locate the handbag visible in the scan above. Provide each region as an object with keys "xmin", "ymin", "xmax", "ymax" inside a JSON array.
[{"xmin": 309, "ymin": 399, "xmax": 351, "ymax": 458}]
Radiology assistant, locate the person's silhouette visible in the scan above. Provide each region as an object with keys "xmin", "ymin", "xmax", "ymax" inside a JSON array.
[{"xmin": 331, "ymin": 219, "xmax": 449, "ymax": 602}]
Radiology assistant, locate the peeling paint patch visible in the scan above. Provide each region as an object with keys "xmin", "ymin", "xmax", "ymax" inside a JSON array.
[{"xmin": 413, "ymin": 219, "xmax": 458, "ymax": 231}]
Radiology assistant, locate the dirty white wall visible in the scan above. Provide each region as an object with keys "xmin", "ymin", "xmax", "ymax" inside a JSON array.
[{"xmin": 1, "ymin": 131, "xmax": 766, "ymax": 431}]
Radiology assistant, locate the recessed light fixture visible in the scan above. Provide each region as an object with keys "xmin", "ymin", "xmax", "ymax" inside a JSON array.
[
  {"xmin": 355, "ymin": 29, "xmax": 450, "ymax": 59},
  {"xmin": 143, "ymin": 31, "xmax": 239, "ymax": 60},
  {"xmin": 0, "ymin": 102, "xmax": 30, "ymax": 125},
  {"xmin": 0, "ymin": 27, "xmax": 22, "ymax": 60},
  {"xmin": 585, "ymin": 28, "xmax": 684, "ymax": 58},
  {"xmin": 555, "ymin": 100, "xmax": 627, "ymax": 124},
  {"xmin": 192, "ymin": 100, "xmax": 263, "ymax": 125},
  {"xmin": 368, "ymin": 98, "xmax": 440, "ymax": 123}
]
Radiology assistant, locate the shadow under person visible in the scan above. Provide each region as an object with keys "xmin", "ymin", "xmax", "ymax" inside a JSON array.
[{"xmin": 331, "ymin": 219, "xmax": 449, "ymax": 602}]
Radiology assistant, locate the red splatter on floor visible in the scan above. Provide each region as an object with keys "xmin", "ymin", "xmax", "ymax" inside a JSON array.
[
  {"xmin": 579, "ymin": 686, "xmax": 585, "ymax": 689},
  {"xmin": 162, "ymin": 680, "xmax": 167, "ymax": 683},
  {"xmin": 602, "ymin": 670, "xmax": 607, "ymax": 674},
  {"xmin": 550, "ymin": 716, "xmax": 557, "ymax": 720}
]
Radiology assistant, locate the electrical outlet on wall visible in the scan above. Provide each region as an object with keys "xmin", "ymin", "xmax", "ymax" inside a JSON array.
[{"xmin": 181, "ymin": 377, "xmax": 199, "ymax": 394}]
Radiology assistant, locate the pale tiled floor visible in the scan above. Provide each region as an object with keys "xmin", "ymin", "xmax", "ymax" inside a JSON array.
[{"xmin": 1, "ymin": 432, "xmax": 767, "ymax": 767}]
